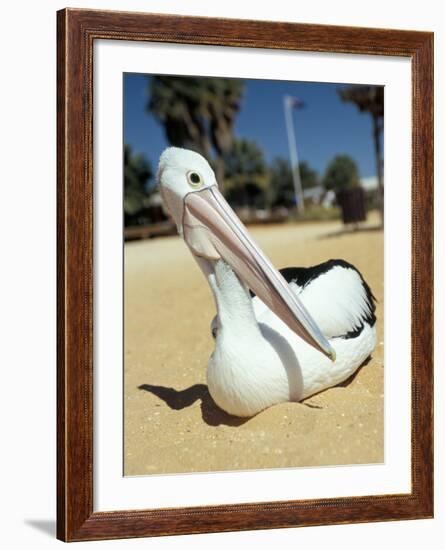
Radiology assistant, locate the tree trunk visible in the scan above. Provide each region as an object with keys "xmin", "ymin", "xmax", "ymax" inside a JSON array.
[
  {"xmin": 373, "ymin": 114, "xmax": 384, "ymax": 227},
  {"xmin": 214, "ymin": 155, "xmax": 225, "ymax": 191}
]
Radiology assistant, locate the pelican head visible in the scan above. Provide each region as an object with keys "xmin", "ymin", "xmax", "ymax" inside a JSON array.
[{"xmin": 157, "ymin": 147, "xmax": 335, "ymax": 361}]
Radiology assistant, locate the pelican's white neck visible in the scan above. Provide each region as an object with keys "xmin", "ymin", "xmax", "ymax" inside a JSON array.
[{"xmin": 195, "ymin": 256, "xmax": 261, "ymax": 340}]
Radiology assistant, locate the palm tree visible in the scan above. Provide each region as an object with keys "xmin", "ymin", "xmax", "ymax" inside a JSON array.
[
  {"xmin": 299, "ymin": 161, "xmax": 320, "ymax": 190},
  {"xmin": 268, "ymin": 157, "xmax": 294, "ymax": 207},
  {"xmin": 124, "ymin": 145, "xmax": 153, "ymax": 226},
  {"xmin": 222, "ymin": 139, "xmax": 268, "ymax": 209},
  {"xmin": 269, "ymin": 158, "xmax": 320, "ymax": 207},
  {"xmin": 323, "ymin": 155, "xmax": 366, "ymax": 227},
  {"xmin": 322, "ymin": 155, "xmax": 360, "ymax": 192},
  {"xmin": 148, "ymin": 76, "xmax": 244, "ymax": 186},
  {"xmin": 338, "ymin": 85, "xmax": 384, "ymax": 224}
]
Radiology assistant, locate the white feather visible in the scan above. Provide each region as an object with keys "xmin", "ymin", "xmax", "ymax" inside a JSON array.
[
  {"xmin": 208, "ymin": 261, "xmax": 377, "ymax": 417},
  {"xmin": 157, "ymin": 147, "xmax": 378, "ymax": 418},
  {"xmin": 289, "ymin": 266, "xmax": 373, "ymax": 338}
]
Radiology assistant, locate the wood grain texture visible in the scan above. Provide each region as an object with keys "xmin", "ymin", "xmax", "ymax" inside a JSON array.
[{"xmin": 56, "ymin": 8, "xmax": 434, "ymax": 542}]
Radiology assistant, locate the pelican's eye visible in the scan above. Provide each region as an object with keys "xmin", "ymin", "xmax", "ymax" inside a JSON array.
[{"xmin": 186, "ymin": 171, "xmax": 203, "ymax": 188}]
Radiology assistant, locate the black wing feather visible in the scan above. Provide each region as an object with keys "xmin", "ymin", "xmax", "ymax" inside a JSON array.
[{"xmin": 250, "ymin": 259, "xmax": 377, "ymax": 338}]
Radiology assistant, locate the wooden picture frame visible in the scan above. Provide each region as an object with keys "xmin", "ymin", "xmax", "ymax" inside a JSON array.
[{"xmin": 57, "ymin": 8, "xmax": 434, "ymax": 542}]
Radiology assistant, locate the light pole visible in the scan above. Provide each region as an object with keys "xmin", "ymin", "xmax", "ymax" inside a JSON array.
[{"xmin": 283, "ymin": 95, "xmax": 305, "ymax": 214}]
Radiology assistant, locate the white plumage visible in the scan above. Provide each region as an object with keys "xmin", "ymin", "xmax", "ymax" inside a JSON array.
[
  {"xmin": 207, "ymin": 260, "xmax": 376, "ymax": 417},
  {"xmin": 279, "ymin": 263, "xmax": 375, "ymax": 339},
  {"xmin": 157, "ymin": 147, "xmax": 377, "ymax": 417}
]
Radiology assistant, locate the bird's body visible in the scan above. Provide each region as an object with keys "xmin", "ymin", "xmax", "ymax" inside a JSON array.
[
  {"xmin": 157, "ymin": 147, "xmax": 377, "ymax": 418},
  {"xmin": 208, "ymin": 259, "xmax": 376, "ymax": 417}
]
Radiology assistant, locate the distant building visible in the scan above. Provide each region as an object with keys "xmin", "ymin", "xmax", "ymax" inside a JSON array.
[
  {"xmin": 360, "ymin": 176, "xmax": 378, "ymax": 191},
  {"xmin": 147, "ymin": 192, "xmax": 169, "ymax": 220},
  {"xmin": 302, "ymin": 186, "xmax": 336, "ymax": 208}
]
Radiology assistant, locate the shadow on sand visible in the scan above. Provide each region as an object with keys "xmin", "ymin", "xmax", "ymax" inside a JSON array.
[
  {"xmin": 138, "ymin": 383, "xmax": 250, "ymax": 427},
  {"xmin": 318, "ymin": 224, "xmax": 383, "ymax": 240},
  {"xmin": 139, "ymin": 355, "xmax": 373, "ymax": 424}
]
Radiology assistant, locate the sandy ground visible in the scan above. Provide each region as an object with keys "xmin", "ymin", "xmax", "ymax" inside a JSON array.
[{"xmin": 124, "ymin": 213, "xmax": 384, "ymax": 476}]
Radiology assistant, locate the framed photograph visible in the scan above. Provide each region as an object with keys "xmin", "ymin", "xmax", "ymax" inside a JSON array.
[{"xmin": 57, "ymin": 8, "xmax": 433, "ymax": 542}]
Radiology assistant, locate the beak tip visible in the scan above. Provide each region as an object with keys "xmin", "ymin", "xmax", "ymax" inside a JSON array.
[{"xmin": 329, "ymin": 349, "xmax": 336, "ymax": 362}]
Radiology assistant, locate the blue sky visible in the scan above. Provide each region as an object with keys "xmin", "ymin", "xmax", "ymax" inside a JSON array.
[{"xmin": 124, "ymin": 73, "xmax": 381, "ymax": 180}]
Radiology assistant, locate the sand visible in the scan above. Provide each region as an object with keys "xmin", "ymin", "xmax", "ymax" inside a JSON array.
[{"xmin": 124, "ymin": 213, "xmax": 384, "ymax": 476}]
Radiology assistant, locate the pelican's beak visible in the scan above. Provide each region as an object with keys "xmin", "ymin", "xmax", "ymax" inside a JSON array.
[{"xmin": 183, "ymin": 186, "xmax": 336, "ymax": 361}]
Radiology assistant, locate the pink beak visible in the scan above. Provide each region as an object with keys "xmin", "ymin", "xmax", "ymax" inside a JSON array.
[{"xmin": 182, "ymin": 186, "xmax": 335, "ymax": 361}]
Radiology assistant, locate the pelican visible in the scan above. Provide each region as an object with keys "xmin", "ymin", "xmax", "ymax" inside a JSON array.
[{"xmin": 158, "ymin": 147, "xmax": 377, "ymax": 417}]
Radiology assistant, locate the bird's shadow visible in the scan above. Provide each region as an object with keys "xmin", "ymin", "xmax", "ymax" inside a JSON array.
[
  {"xmin": 138, "ymin": 383, "xmax": 250, "ymax": 427},
  {"xmin": 139, "ymin": 356, "xmax": 373, "ymax": 423},
  {"xmin": 140, "ymin": 325, "xmax": 303, "ymax": 426}
]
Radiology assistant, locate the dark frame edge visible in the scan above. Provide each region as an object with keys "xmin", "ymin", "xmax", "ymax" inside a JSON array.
[
  {"xmin": 410, "ymin": 31, "xmax": 434, "ymax": 520},
  {"xmin": 56, "ymin": 7, "xmax": 434, "ymax": 542},
  {"xmin": 56, "ymin": 7, "xmax": 68, "ymax": 542},
  {"xmin": 73, "ymin": 497, "xmax": 431, "ymax": 542},
  {"xmin": 57, "ymin": 7, "xmax": 95, "ymax": 541}
]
